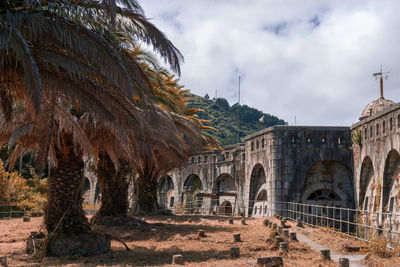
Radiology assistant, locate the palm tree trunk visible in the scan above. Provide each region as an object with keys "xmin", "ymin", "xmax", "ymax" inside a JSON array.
[
  {"xmin": 137, "ymin": 174, "xmax": 159, "ymax": 213},
  {"xmin": 44, "ymin": 135, "xmax": 110, "ymax": 257},
  {"xmin": 45, "ymin": 146, "xmax": 89, "ymax": 236},
  {"xmin": 92, "ymin": 155, "xmax": 130, "ymax": 224}
]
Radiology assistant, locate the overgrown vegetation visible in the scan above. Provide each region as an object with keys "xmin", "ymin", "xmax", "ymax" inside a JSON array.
[
  {"xmin": 189, "ymin": 94, "xmax": 286, "ymax": 145},
  {"xmin": 0, "ymin": 160, "xmax": 47, "ymax": 216}
]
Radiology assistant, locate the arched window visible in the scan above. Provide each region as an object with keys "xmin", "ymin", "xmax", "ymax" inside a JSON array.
[
  {"xmin": 262, "ymin": 138, "xmax": 265, "ymax": 148},
  {"xmin": 382, "ymin": 120, "xmax": 386, "ymax": 134},
  {"xmin": 390, "ymin": 117, "xmax": 393, "ymax": 131},
  {"xmin": 376, "ymin": 123, "xmax": 379, "ymax": 136}
]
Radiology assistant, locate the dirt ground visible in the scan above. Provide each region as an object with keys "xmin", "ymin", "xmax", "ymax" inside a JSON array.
[
  {"xmin": 0, "ymin": 215, "xmax": 338, "ymax": 267},
  {"xmin": 2, "ymin": 215, "xmax": 400, "ymax": 266},
  {"xmin": 269, "ymin": 217, "xmax": 400, "ymax": 267}
]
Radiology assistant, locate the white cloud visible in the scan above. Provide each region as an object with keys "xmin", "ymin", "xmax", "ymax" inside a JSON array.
[{"xmin": 141, "ymin": 0, "xmax": 400, "ymax": 126}]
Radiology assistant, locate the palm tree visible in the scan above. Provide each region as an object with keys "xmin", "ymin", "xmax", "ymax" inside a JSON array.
[{"xmin": 0, "ymin": 0, "xmax": 184, "ymax": 256}]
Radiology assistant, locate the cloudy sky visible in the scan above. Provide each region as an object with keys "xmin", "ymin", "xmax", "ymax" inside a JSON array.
[{"xmin": 140, "ymin": 0, "xmax": 400, "ymax": 126}]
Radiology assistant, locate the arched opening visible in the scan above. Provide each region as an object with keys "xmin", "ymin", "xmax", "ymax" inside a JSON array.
[
  {"xmin": 217, "ymin": 200, "xmax": 233, "ymax": 215},
  {"xmin": 158, "ymin": 175, "xmax": 175, "ymax": 209},
  {"xmin": 94, "ymin": 183, "xmax": 101, "ymax": 205},
  {"xmin": 306, "ymin": 189, "xmax": 341, "ymax": 202},
  {"xmin": 215, "ymin": 173, "xmax": 236, "ymax": 193},
  {"xmin": 82, "ymin": 178, "xmax": 91, "ymax": 205},
  {"xmin": 382, "ymin": 150, "xmax": 400, "ymax": 212},
  {"xmin": 256, "ymin": 189, "xmax": 268, "ymax": 201},
  {"xmin": 249, "ymin": 163, "xmax": 267, "ymax": 216},
  {"xmin": 300, "ymin": 160, "xmax": 354, "ymax": 208},
  {"xmin": 182, "ymin": 174, "xmax": 203, "ymax": 212},
  {"xmin": 359, "ymin": 157, "xmax": 374, "ymax": 210}
]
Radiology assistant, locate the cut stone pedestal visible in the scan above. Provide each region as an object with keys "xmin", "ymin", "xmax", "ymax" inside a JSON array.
[
  {"xmin": 283, "ymin": 229, "xmax": 289, "ymax": 240},
  {"xmin": 198, "ymin": 230, "xmax": 206, "ymax": 238},
  {"xmin": 230, "ymin": 246, "xmax": 240, "ymax": 258},
  {"xmin": 277, "ymin": 226, "xmax": 283, "ymax": 234},
  {"xmin": 339, "ymin": 258, "xmax": 349, "ymax": 267},
  {"xmin": 0, "ymin": 256, "xmax": 7, "ymax": 267},
  {"xmin": 233, "ymin": 233, "xmax": 241, "ymax": 242},
  {"xmin": 320, "ymin": 249, "xmax": 331, "ymax": 261},
  {"xmin": 279, "ymin": 242, "xmax": 288, "ymax": 253},
  {"xmin": 289, "ymin": 232, "xmax": 297, "ymax": 241},
  {"xmin": 296, "ymin": 218, "xmax": 303, "ymax": 227},
  {"xmin": 275, "ymin": 236, "xmax": 284, "ymax": 246},
  {"xmin": 256, "ymin": 256, "xmax": 283, "ymax": 266},
  {"xmin": 172, "ymin": 254, "xmax": 183, "ymax": 265}
]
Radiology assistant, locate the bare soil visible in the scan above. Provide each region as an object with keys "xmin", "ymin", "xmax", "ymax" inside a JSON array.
[{"xmin": 0, "ymin": 215, "xmax": 337, "ymax": 266}]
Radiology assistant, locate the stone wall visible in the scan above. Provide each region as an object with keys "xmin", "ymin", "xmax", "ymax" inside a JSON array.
[{"xmin": 351, "ymin": 102, "xmax": 400, "ymax": 231}]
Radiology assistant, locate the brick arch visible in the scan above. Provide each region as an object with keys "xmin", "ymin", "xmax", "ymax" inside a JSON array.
[
  {"xmin": 382, "ymin": 149, "xmax": 400, "ymax": 212},
  {"xmin": 359, "ymin": 156, "xmax": 374, "ymax": 209}
]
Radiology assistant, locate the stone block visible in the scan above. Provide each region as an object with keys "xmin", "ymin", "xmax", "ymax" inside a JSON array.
[
  {"xmin": 339, "ymin": 257, "xmax": 349, "ymax": 267},
  {"xmin": 172, "ymin": 254, "xmax": 183, "ymax": 265},
  {"xmin": 198, "ymin": 230, "xmax": 206, "ymax": 238},
  {"xmin": 23, "ymin": 216, "xmax": 30, "ymax": 222},
  {"xmin": 275, "ymin": 236, "xmax": 284, "ymax": 246},
  {"xmin": 279, "ymin": 242, "xmax": 288, "ymax": 253},
  {"xmin": 0, "ymin": 256, "xmax": 6, "ymax": 267},
  {"xmin": 283, "ymin": 229, "xmax": 289, "ymax": 240},
  {"xmin": 272, "ymin": 223, "xmax": 277, "ymax": 229},
  {"xmin": 233, "ymin": 233, "xmax": 241, "ymax": 242},
  {"xmin": 289, "ymin": 232, "xmax": 297, "ymax": 241},
  {"xmin": 230, "ymin": 246, "xmax": 240, "ymax": 258},
  {"xmin": 320, "ymin": 249, "xmax": 331, "ymax": 261},
  {"xmin": 263, "ymin": 219, "xmax": 270, "ymax": 226},
  {"xmin": 241, "ymin": 219, "xmax": 246, "ymax": 225},
  {"xmin": 256, "ymin": 256, "xmax": 283, "ymax": 266},
  {"xmin": 188, "ymin": 218, "xmax": 192, "ymax": 223},
  {"xmin": 277, "ymin": 226, "xmax": 283, "ymax": 234},
  {"xmin": 296, "ymin": 218, "xmax": 303, "ymax": 227},
  {"xmin": 167, "ymin": 219, "xmax": 172, "ymax": 224},
  {"xmin": 229, "ymin": 219, "xmax": 234, "ymax": 224}
]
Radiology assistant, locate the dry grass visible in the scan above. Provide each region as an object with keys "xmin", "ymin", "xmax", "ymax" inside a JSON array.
[{"xmin": 0, "ymin": 215, "xmax": 340, "ymax": 266}]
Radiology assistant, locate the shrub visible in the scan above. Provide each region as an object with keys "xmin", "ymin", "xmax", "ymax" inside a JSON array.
[{"xmin": 0, "ymin": 160, "xmax": 47, "ymax": 216}]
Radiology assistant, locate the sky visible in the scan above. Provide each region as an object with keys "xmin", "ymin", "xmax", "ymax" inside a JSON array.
[{"xmin": 140, "ymin": 0, "xmax": 400, "ymax": 126}]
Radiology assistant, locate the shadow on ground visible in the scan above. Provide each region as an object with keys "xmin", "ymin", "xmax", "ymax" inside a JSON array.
[{"xmin": 94, "ymin": 215, "xmax": 253, "ymax": 242}]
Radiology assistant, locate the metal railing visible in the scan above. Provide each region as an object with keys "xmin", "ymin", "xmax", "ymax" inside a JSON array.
[
  {"xmin": 169, "ymin": 198, "xmax": 400, "ymax": 243},
  {"xmin": 0, "ymin": 206, "xmax": 26, "ymax": 219}
]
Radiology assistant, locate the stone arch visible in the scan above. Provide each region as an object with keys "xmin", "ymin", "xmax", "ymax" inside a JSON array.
[
  {"xmin": 289, "ymin": 150, "xmax": 353, "ymax": 202},
  {"xmin": 299, "ymin": 160, "xmax": 354, "ymax": 208},
  {"xmin": 82, "ymin": 178, "xmax": 91, "ymax": 204},
  {"xmin": 217, "ymin": 200, "xmax": 233, "ymax": 215},
  {"xmin": 158, "ymin": 175, "xmax": 175, "ymax": 209},
  {"xmin": 249, "ymin": 163, "xmax": 267, "ymax": 216},
  {"xmin": 214, "ymin": 173, "xmax": 236, "ymax": 193},
  {"xmin": 382, "ymin": 149, "xmax": 400, "ymax": 212},
  {"xmin": 359, "ymin": 156, "xmax": 374, "ymax": 209},
  {"xmin": 256, "ymin": 189, "xmax": 268, "ymax": 201},
  {"xmin": 182, "ymin": 174, "xmax": 203, "ymax": 210},
  {"xmin": 94, "ymin": 182, "xmax": 101, "ymax": 205}
]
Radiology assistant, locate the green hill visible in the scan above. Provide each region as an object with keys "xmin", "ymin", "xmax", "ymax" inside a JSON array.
[{"xmin": 188, "ymin": 94, "xmax": 286, "ymax": 146}]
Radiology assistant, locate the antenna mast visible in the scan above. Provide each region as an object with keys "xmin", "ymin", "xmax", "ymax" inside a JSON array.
[
  {"xmin": 237, "ymin": 76, "xmax": 241, "ymax": 143},
  {"xmin": 373, "ymin": 66, "xmax": 389, "ymax": 99}
]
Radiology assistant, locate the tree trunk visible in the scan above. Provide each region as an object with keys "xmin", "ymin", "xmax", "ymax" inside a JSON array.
[
  {"xmin": 45, "ymin": 146, "xmax": 89, "ymax": 236},
  {"xmin": 92, "ymin": 155, "xmax": 130, "ymax": 224},
  {"xmin": 136, "ymin": 175, "xmax": 159, "ymax": 213},
  {"xmin": 44, "ymin": 135, "xmax": 110, "ymax": 257}
]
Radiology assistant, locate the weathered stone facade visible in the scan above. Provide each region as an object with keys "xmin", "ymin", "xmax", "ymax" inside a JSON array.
[
  {"xmin": 351, "ymin": 99, "xmax": 400, "ymax": 230},
  {"xmin": 167, "ymin": 125, "xmax": 354, "ymax": 217}
]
